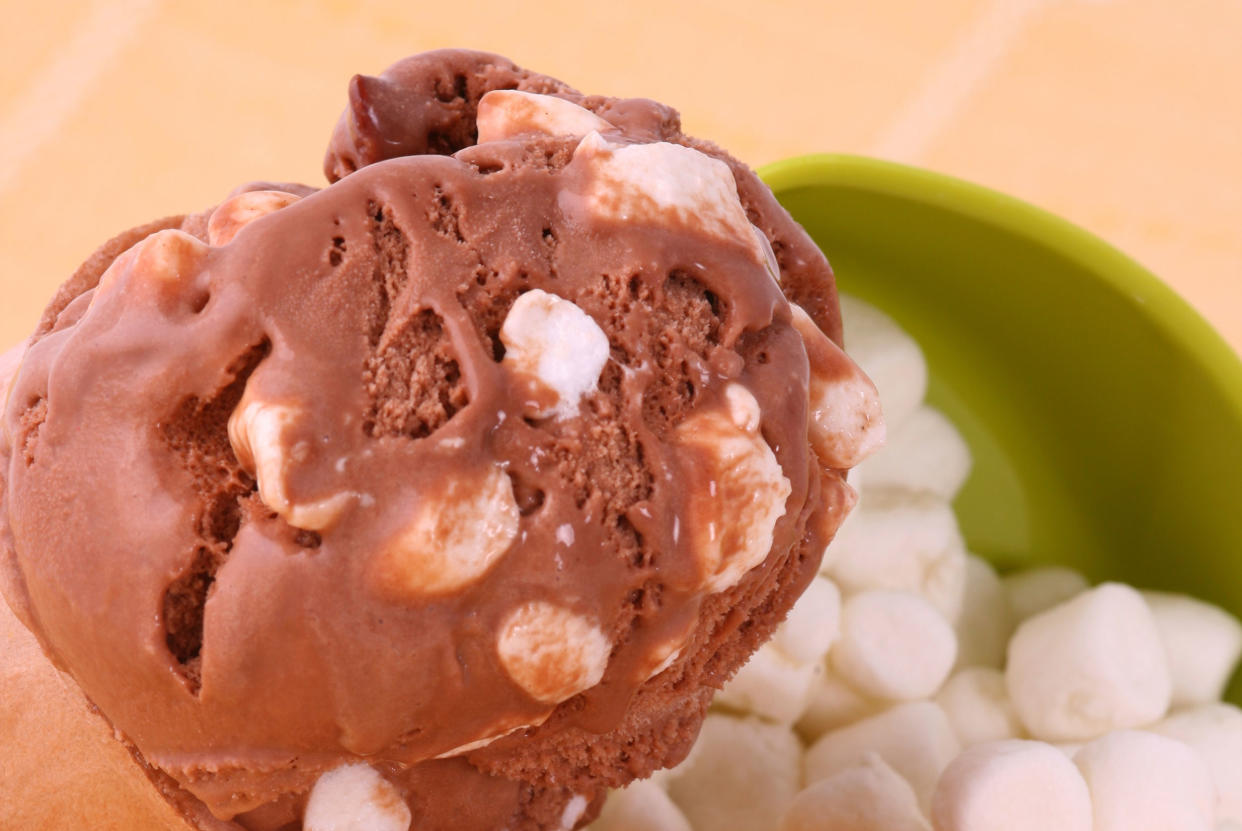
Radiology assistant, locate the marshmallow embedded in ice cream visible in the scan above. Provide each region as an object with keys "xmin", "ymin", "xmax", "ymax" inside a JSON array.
[
  {"xmin": 499, "ymin": 289, "xmax": 610, "ymax": 419},
  {"xmin": 227, "ymin": 398, "xmax": 355, "ymax": 530},
  {"xmin": 674, "ymin": 383, "xmax": 792, "ymax": 593},
  {"xmin": 780, "ymin": 754, "xmax": 930, "ymax": 831},
  {"xmin": 790, "ymin": 304, "xmax": 885, "ymax": 470},
  {"xmin": 207, "ymin": 189, "xmax": 302, "ymax": 246},
  {"xmin": 929, "ymin": 740, "xmax": 1093, "ymax": 831},
  {"xmin": 92, "ymin": 228, "xmax": 209, "ymax": 308},
  {"xmin": 497, "ymin": 601, "xmax": 611, "ymax": 704},
  {"xmin": 831, "ymin": 589, "xmax": 958, "ymax": 701},
  {"xmin": 303, "ymin": 764, "xmax": 412, "ymax": 831},
  {"xmin": 1073, "ymin": 730, "xmax": 1216, "ymax": 831},
  {"xmin": 569, "ymin": 131, "xmax": 775, "ymax": 270},
  {"xmin": 477, "ymin": 90, "xmax": 615, "ymax": 143},
  {"xmin": 1005, "ymin": 582, "xmax": 1172, "ymax": 742},
  {"xmin": 372, "ymin": 465, "xmax": 520, "ymax": 596}
]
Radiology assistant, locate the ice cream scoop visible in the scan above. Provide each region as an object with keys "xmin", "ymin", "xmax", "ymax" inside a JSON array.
[{"xmin": 0, "ymin": 49, "xmax": 880, "ymax": 830}]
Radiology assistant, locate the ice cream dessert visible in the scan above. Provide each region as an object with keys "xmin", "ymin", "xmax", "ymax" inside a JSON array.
[{"xmin": 0, "ymin": 49, "xmax": 881, "ymax": 830}]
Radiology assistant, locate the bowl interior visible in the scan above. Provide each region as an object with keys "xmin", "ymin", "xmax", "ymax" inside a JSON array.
[{"xmin": 762, "ymin": 154, "xmax": 1242, "ymax": 700}]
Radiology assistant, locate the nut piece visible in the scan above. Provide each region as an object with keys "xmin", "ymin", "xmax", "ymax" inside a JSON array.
[
  {"xmin": 476, "ymin": 90, "xmax": 614, "ymax": 142},
  {"xmin": 675, "ymin": 383, "xmax": 792, "ymax": 593},
  {"xmin": 207, "ymin": 190, "xmax": 301, "ymax": 246},
  {"xmin": 227, "ymin": 399, "xmax": 352, "ymax": 531},
  {"xmin": 373, "ymin": 465, "xmax": 519, "ymax": 597},
  {"xmin": 499, "ymin": 289, "xmax": 610, "ymax": 419},
  {"xmin": 790, "ymin": 304, "xmax": 885, "ymax": 470},
  {"xmin": 303, "ymin": 764, "xmax": 411, "ymax": 831},
  {"xmin": 570, "ymin": 132, "xmax": 772, "ymax": 268},
  {"xmin": 497, "ymin": 601, "xmax": 611, "ymax": 704}
]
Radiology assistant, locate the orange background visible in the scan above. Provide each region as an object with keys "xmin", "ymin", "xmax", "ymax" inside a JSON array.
[{"xmin": 2, "ymin": 0, "xmax": 1239, "ymax": 350}]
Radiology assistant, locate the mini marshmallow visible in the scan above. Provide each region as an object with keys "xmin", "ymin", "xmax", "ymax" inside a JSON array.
[
  {"xmin": 1002, "ymin": 566, "xmax": 1089, "ymax": 623},
  {"xmin": 796, "ymin": 665, "xmax": 883, "ymax": 742},
  {"xmin": 838, "ymin": 295, "xmax": 928, "ymax": 431},
  {"xmin": 665, "ymin": 714, "xmax": 802, "ymax": 831},
  {"xmin": 935, "ymin": 668, "xmax": 1024, "ymax": 747},
  {"xmin": 929, "ymin": 740, "xmax": 1092, "ymax": 831},
  {"xmin": 1156, "ymin": 704, "xmax": 1242, "ymax": 822},
  {"xmin": 476, "ymin": 90, "xmax": 614, "ymax": 143},
  {"xmin": 303, "ymin": 764, "xmax": 411, "ymax": 831},
  {"xmin": 831, "ymin": 590, "xmax": 958, "ymax": 701},
  {"xmin": 771, "ymin": 576, "xmax": 842, "ymax": 665},
  {"xmin": 570, "ymin": 133, "xmax": 770, "ymax": 267},
  {"xmin": 1005, "ymin": 582, "xmax": 1172, "ymax": 741},
  {"xmin": 372, "ymin": 465, "xmax": 520, "ymax": 596},
  {"xmin": 953, "ymin": 555, "xmax": 1012, "ymax": 670},
  {"xmin": 589, "ymin": 780, "xmax": 692, "ymax": 831},
  {"xmin": 822, "ymin": 492, "xmax": 967, "ymax": 621},
  {"xmin": 804, "ymin": 701, "xmax": 961, "ymax": 812},
  {"xmin": 1142, "ymin": 590, "xmax": 1242, "ymax": 707},
  {"xmin": 227, "ymin": 399, "xmax": 353, "ymax": 530},
  {"xmin": 716, "ymin": 643, "xmax": 817, "ymax": 725},
  {"xmin": 789, "ymin": 304, "xmax": 885, "ymax": 470},
  {"xmin": 1073, "ymin": 730, "xmax": 1215, "ymax": 831},
  {"xmin": 496, "ymin": 601, "xmax": 611, "ymax": 704},
  {"xmin": 676, "ymin": 383, "xmax": 792, "ymax": 593},
  {"xmin": 854, "ymin": 406, "xmax": 972, "ymax": 501},
  {"xmin": 500, "ymin": 289, "xmax": 610, "ymax": 419},
  {"xmin": 779, "ymin": 753, "xmax": 930, "ymax": 831},
  {"xmin": 207, "ymin": 190, "xmax": 301, "ymax": 246}
]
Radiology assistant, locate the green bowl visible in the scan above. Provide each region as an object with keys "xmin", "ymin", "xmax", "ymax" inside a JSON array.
[{"xmin": 760, "ymin": 154, "xmax": 1242, "ymax": 700}]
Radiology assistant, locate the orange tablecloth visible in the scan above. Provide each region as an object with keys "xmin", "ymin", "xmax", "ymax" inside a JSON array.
[{"xmin": 2, "ymin": 0, "xmax": 1238, "ymax": 351}]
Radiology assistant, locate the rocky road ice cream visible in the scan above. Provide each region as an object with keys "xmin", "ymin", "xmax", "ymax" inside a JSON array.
[{"xmin": 0, "ymin": 50, "xmax": 880, "ymax": 830}]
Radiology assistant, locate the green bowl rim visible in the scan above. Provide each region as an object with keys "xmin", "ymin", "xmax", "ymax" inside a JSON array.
[{"xmin": 759, "ymin": 153, "xmax": 1242, "ymax": 419}]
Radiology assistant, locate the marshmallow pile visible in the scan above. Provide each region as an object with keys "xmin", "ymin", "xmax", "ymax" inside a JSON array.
[{"xmin": 587, "ymin": 296, "xmax": 1242, "ymax": 831}]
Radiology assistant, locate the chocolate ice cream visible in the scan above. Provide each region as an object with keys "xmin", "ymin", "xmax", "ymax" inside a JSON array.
[{"xmin": 0, "ymin": 49, "xmax": 882, "ymax": 830}]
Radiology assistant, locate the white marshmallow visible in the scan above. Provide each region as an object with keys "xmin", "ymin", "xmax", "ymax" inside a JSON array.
[
  {"xmin": 935, "ymin": 668, "xmax": 1024, "ymax": 747},
  {"xmin": 838, "ymin": 294, "xmax": 928, "ymax": 431},
  {"xmin": 372, "ymin": 464, "xmax": 519, "ymax": 596},
  {"xmin": 831, "ymin": 590, "xmax": 958, "ymax": 701},
  {"xmin": 779, "ymin": 753, "xmax": 930, "ymax": 831},
  {"xmin": 588, "ymin": 780, "xmax": 692, "ymax": 831},
  {"xmin": 822, "ymin": 492, "xmax": 967, "ymax": 621},
  {"xmin": 570, "ymin": 133, "xmax": 771, "ymax": 268},
  {"xmin": 796, "ymin": 665, "xmax": 883, "ymax": 741},
  {"xmin": 1073, "ymin": 730, "xmax": 1215, "ymax": 831},
  {"xmin": 665, "ymin": 714, "xmax": 802, "ymax": 831},
  {"xmin": 1002, "ymin": 566, "xmax": 1089, "ymax": 623},
  {"xmin": 1005, "ymin": 582, "xmax": 1172, "ymax": 741},
  {"xmin": 496, "ymin": 601, "xmax": 611, "ymax": 704},
  {"xmin": 1155, "ymin": 704, "xmax": 1242, "ymax": 822},
  {"xmin": 500, "ymin": 289, "xmax": 610, "ymax": 419},
  {"xmin": 771, "ymin": 576, "xmax": 842, "ymax": 665},
  {"xmin": 1143, "ymin": 590, "xmax": 1242, "ymax": 707},
  {"xmin": 952, "ymin": 555, "xmax": 1012, "ymax": 670},
  {"xmin": 303, "ymin": 764, "xmax": 411, "ymax": 831},
  {"xmin": 476, "ymin": 90, "xmax": 614, "ymax": 142},
  {"xmin": 789, "ymin": 304, "xmax": 886, "ymax": 470},
  {"xmin": 854, "ymin": 406, "xmax": 971, "ymax": 500},
  {"xmin": 804, "ymin": 701, "xmax": 961, "ymax": 812},
  {"xmin": 675, "ymin": 384, "xmax": 792, "ymax": 593},
  {"xmin": 716, "ymin": 643, "xmax": 817, "ymax": 725},
  {"xmin": 929, "ymin": 740, "xmax": 1092, "ymax": 831}
]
